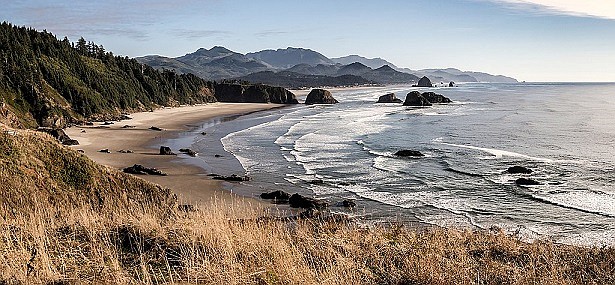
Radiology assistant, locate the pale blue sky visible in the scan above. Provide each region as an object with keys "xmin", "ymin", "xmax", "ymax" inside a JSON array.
[{"xmin": 2, "ymin": 0, "xmax": 614, "ymax": 82}]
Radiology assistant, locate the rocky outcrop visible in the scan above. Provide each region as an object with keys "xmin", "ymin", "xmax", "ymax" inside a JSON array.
[
  {"xmin": 421, "ymin": 92, "xmax": 452, "ymax": 103},
  {"xmin": 289, "ymin": 193, "xmax": 328, "ymax": 209},
  {"xmin": 449, "ymin": 81, "xmax": 455, "ymax": 87},
  {"xmin": 37, "ymin": 127, "xmax": 79, "ymax": 145},
  {"xmin": 403, "ymin": 91, "xmax": 452, "ymax": 106},
  {"xmin": 260, "ymin": 190, "xmax": 291, "ymax": 201},
  {"xmin": 415, "ymin": 76, "xmax": 433, "ymax": 87},
  {"xmin": 305, "ymin": 89, "xmax": 339, "ymax": 105},
  {"xmin": 394, "ymin": 150, "xmax": 424, "ymax": 157},
  {"xmin": 376, "ymin": 93, "xmax": 402, "ymax": 103},
  {"xmin": 213, "ymin": 83, "xmax": 299, "ymax": 104},
  {"xmin": 403, "ymin": 91, "xmax": 432, "ymax": 106},
  {"xmin": 507, "ymin": 166, "xmax": 533, "ymax": 174},
  {"xmin": 123, "ymin": 164, "xmax": 167, "ymax": 176}
]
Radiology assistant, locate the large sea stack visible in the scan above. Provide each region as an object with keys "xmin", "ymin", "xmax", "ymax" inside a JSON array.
[
  {"xmin": 305, "ymin": 89, "xmax": 339, "ymax": 105},
  {"xmin": 376, "ymin": 93, "xmax": 403, "ymax": 103},
  {"xmin": 403, "ymin": 91, "xmax": 432, "ymax": 106},
  {"xmin": 403, "ymin": 91, "xmax": 452, "ymax": 106},
  {"xmin": 416, "ymin": 76, "xmax": 433, "ymax": 87},
  {"xmin": 213, "ymin": 83, "xmax": 299, "ymax": 104}
]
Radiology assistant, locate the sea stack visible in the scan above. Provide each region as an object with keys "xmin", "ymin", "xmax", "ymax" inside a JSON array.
[
  {"xmin": 416, "ymin": 76, "xmax": 433, "ymax": 87},
  {"xmin": 376, "ymin": 93, "xmax": 403, "ymax": 103},
  {"xmin": 305, "ymin": 89, "xmax": 339, "ymax": 105},
  {"xmin": 403, "ymin": 91, "xmax": 432, "ymax": 106}
]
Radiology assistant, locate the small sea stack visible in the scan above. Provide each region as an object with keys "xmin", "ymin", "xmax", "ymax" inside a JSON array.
[{"xmin": 305, "ymin": 89, "xmax": 339, "ymax": 105}]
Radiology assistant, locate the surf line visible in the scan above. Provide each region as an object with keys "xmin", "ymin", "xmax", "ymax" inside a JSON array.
[{"xmin": 433, "ymin": 138, "xmax": 553, "ymax": 163}]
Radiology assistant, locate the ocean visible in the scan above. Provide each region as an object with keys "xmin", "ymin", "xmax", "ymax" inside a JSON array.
[{"xmin": 171, "ymin": 83, "xmax": 615, "ymax": 246}]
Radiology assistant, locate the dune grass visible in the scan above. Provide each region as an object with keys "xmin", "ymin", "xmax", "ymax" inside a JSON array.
[{"xmin": 1, "ymin": 126, "xmax": 614, "ymax": 285}]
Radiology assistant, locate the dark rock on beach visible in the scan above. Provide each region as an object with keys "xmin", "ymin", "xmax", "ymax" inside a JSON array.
[
  {"xmin": 99, "ymin": 149, "xmax": 111, "ymax": 153},
  {"xmin": 394, "ymin": 149, "xmax": 425, "ymax": 157},
  {"xmin": 515, "ymin": 178, "xmax": 540, "ymax": 186},
  {"xmin": 260, "ymin": 190, "xmax": 291, "ymax": 201},
  {"xmin": 304, "ymin": 89, "xmax": 339, "ymax": 105},
  {"xmin": 403, "ymin": 91, "xmax": 432, "ymax": 106},
  {"xmin": 449, "ymin": 81, "xmax": 455, "ymax": 87},
  {"xmin": 289, "ymin": 193, "xmax": 328, "ymax": 209},
  {"xmin": 123, "ymin": 164, "xmax": 167, "ymax": 176},
  {"xmin": 376, "ymin": 93, "xmax": 403, "ymax": 103},
  {"xmin": 159, "ymin": 146, "xmax": 175, "ymax": 155},
  {"xmin": 118, "ymin": 149, "xmax": 134, "ymax": 153},
  {"xmin": 507, "ymin": 166, "xmax": 533, "ymax": 174},
  {"xmin": 179, "ymin": 148, "xmax": 198, "ymax": 157},
  {"xmin": 213, "ymin": 83, "xmax": 299, "ymax": 104},
  {"xmin": 149, "ymin": 126, "xmax": 163, "ymax": 131},
  {"xmin": 212, "ymin": 174, "xmax": 251, "ymax": 182}
]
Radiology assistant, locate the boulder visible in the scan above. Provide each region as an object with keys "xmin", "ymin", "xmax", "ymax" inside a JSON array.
[
  {"xmin": 149, "ymin": 126, "xmax": 163, "ymax": 131},
  {"xmin": 376, "ymin": 93, "xmax": 403, "ymax": 103},
  {"xmin": 394, "ymin": 150, "xmax": 424, "ymax": 157},
  {"xmin": 416, "ymin": 76, "xmax": 433, "ymax": 87},
  {"xmin": 449, "ymin": 81, "xmax": 455, "ymax": 87},
  {"xmin": 118, "ymin": 149, "xmax": 134, "ymax": 153},
  {"xmin": 305, "ymin": 89, "xmax": 339, "ymax": 105},
  {"xmin": 507, "ymin": 166, "xmax": 533, "ymax": 174},
  {"xmin": 515, "ymin": 178, "xmax": 540, "ymax": 186},
  {"xmin": 99, "ymin": 149, "xmax": 111, "ymax": 153},
  {"xmin": 123, "ymin": 164, "xmax": 167, "ymax": 176},
  {"xmin": 159, "ymin": 146, "xmax": 175, "ymax": 155},
  {"xmin": 421, "ymin": 92, "xmax": 452, "ymax": 103},
  {"xmin": 403, "ymin": 91, "xmax": 432, "ymax": 106},
  {"xmin": 289, "ymin": 193, "xmax": 328, "ymax": 209},
  {"xmin": 260, "ymin": 190, "xmax": 291, "ymax": 201}
]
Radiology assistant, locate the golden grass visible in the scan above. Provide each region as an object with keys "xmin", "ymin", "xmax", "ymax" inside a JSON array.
[{"xmin": 1, "ymin": 125, "xmax": 615, "ymax": 284}]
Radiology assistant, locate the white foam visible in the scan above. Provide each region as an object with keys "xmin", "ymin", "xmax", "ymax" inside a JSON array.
[{"xmin": 437, "ymin": 140, "xmax": 553, "ymax": 162}]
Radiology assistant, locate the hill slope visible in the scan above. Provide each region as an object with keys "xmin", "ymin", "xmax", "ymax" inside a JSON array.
[
  {"xmin": 246, "ymin": 47, "xmax": 334, "ymax": 69},
  {"xmin": 0, "ymin": 22, "xmax": 217, "ymax": 128}
]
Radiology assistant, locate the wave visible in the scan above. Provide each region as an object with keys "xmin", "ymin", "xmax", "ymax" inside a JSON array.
[
  {"xmin": 526, "ymin": 190, "xmax": 615, "ymax": 218},
  {"xmin": 435, "ymin": 139, "xmax": 553, "ymax": 162}
]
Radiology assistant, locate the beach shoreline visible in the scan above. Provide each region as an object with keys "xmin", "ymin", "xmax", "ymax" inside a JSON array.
[{"xmin": 65, "ymin": 102, "xmax": 285, "ymax": 208}]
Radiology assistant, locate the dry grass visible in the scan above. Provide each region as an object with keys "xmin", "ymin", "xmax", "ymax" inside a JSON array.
[{"xmin": 1, "ymin": 126, "xmax": 615, "ymax": 285}]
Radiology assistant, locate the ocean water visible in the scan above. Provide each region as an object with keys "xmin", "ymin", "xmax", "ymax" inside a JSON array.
[{"xmin": 184, "ymin": 83, "xmax": 615, "ymax": 246}]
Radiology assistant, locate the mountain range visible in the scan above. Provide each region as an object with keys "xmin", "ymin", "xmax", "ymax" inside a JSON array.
[{"xmin": 136, "ymin": 47, "xmax": 518, "ymax": 88}]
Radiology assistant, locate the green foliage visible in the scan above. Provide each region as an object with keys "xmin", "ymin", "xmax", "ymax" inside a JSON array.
[{"xmin": 0, "ymin": 21, "xmax": 216, "ymax": 127}]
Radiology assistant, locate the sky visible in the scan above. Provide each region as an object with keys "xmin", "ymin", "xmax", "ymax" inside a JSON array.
[{"xmin": 1, "ymin": 0, "xmax": 614, "ymax": 82}]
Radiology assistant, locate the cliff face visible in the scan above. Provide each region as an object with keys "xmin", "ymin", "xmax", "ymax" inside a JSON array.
[{"xmin": 213, "ymin": 83, "xmax": 298, "ymax": 104}]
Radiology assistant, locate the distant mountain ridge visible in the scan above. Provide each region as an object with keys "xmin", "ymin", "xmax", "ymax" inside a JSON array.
[{"xmin": 136, "ymin": 46, "xmax": 518, "ymax": 87}]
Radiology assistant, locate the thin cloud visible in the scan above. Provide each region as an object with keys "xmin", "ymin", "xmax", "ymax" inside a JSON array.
[
  {"xmin": 489, "ymin": 0, "xmax": 615, "ymax": 20},
  {"xmin": 172, "ymin": 29, "xmax": 230, "ymax": 40},
  {"xmin": 255, "ymin": 30, "xmax": 290, "ymax": 37}
]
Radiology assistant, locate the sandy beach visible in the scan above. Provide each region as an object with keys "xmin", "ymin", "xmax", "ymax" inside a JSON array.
[{"xmin": 65, "ymin": 103, "xmax": 284, "ymax": 207}]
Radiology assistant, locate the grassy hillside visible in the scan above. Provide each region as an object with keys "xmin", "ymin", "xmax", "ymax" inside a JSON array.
[
  {"xmin": 1, "ymin": 123, "xmax": 614, "ymax": 284},
  {"xmin": 0, "ymin": 22, "xmax": 216, "ymax": 128}
]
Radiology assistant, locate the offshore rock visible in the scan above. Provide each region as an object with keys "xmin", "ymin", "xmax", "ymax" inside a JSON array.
[
  {"xmin": 507, "ymin": 166, "xmax": 533, "ymax": 174},
  {"xmin": 421, "ymin": 92, "xmax": 452, "ymax": 103},
  {"xmin": 305, "ymin": 89, "xmax": 339, "ymax": 105},
  {"xmin": 403, "ymin": 91, "xmax": 432, "ymax": 106},
  {"xmin": 394, "ymin": 149, "xmax": 425, "ymax": 157}
]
